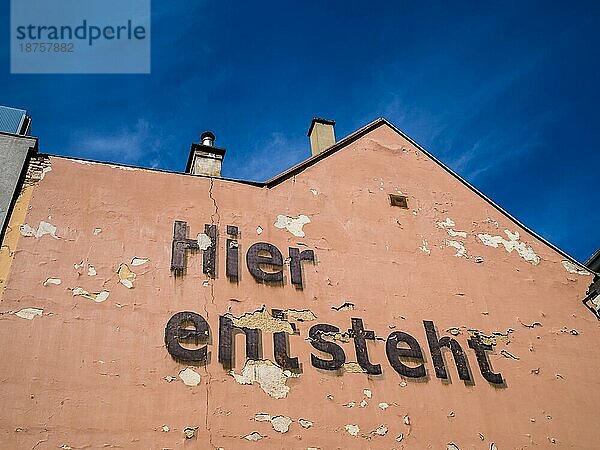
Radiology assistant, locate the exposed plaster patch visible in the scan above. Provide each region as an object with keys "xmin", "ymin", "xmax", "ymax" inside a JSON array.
[
  {"xmin": 87, "ymin": 265, "xmax": 97, "ymax": 277},
  {"xmin": 93, "ymin": 228, "xmax": 102, "ymax": 235},
  {"xmin": 14, "ymin": 308, "xmax": 43, "ymax": 320},
  {"xmin": 72, "ymin": 287, "xmax": 109, "ymax": 303},
  {"xmin": 225, "ymin": 306, "xmax": 294, "ymax": 334},
  {"xmin": 561, "ymin": 260, "xmax": 590, "ymax": 276},
  {"xmin": 372, "ymin": 425, "xmax": 388, "ymax": 436},
  {"xmin": 299, "ymin": 419, "xmax": 313, "ymax": 429},
  {"xmin": 396, "ymin": 434, "xmax": 404, "ymax": 442},
  {"xmin": 363, "ymin": 389, "xmax": 372, "ymax": 399},
  {"xmin": 342, "ymin": 402, "xmax": 356, "ymax": 408},
  {"xmin": 243, "ymin": 432, "xmax": 264, "ymax": 441},
  {"xmin": 345, "ymin": 424, "xmax": 360, "ymax": 437},
  {"xmin": 161, "ymin": 425, "xmax": 169, "ymax": 432},
  {"xmin": 437, "ymin": 218, "xmax": 455, "ymax": 229},
  {"xmin": 403, "ymin": 415, "xmax": 410, "ymax": 426},
  {"xmin": 131, "ymin": 257, "xmax": 149, "ymax": 266},
  {"xmin": 477, "ymin": 230, "xmax": 540, "ymax": 265},
  {"xmin": 419, "ymin": 239, "xmax": 431, "ymax": 255},
  {"xmin": 447, "ymin": 229, "xmax": 467, "ymax": 238},
  {"xmin": 343, "ymin": 362, "xmax": 367, "ymax": 373},
  {"xmin": 359, "ymin": 400, "xmax": 368, "ymax": 407},
  {"xmin": 284, "ymin": 309, "xmax": 316, "ymax": 322},
  {"xmin": 117, "ymin": 263, "xmax": 136, "ymax": 289},
  {"xmin": 378, "ymin": 402, "xmax": 389, "ymax": 410},
  {"xmin": 163, "ymin": 376, "xmax": 177, "ymax": 382},
  {"xmin": 274, "ymin": 214, "xmax": 311, "ymax": 237},
  {"xmin": 197, "ymin": 233, "xmax": 212, "ymax": 250},
  {"xmin": 310, "ymin": 189, "xmax": 318, "ymax": 196},
  {"xmin": 74, "ymin": 261, "xmax": 84, "ymax": 271},
  {"xmin": 20, "ymin": 221, "xmax": 59, "ymax": 239},
  {"xmin": 43, "ymin": 277, "xmax": 61, "ymax": 286},
  {"xmin": 229, "ymin": 359, "xmax": 298, "ymax": 399},
  {"xmin": 447, "ymin": 444, "xmax": 460, "ymax": 450},
  {"xmin": 179, "ymin": 367, "xmax": 201, "ymax": 386},
  {"xmin": 446, "ymin": 240, "xmax": 467, "ymax": 258},
  {"xmin": 183, "ymin": 427, "xmax": 198, "ymax": 439},
  {"xmin": 254, "ymin": 413, "xmax": 272, "ymax": 422},
  {"xmin": 270, "ymin": 415, "xmax": 292, "ymax": 433},
  {"xmin": 332, "ymin": 302, "xmax": 355, "ymax": 311},
  {"xmin": 256, "ymin": 226, "xmax": 263, "ymax": 235}
]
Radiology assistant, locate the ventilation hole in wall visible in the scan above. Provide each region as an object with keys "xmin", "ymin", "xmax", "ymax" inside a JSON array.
[{"xmin": 389, "ymin": 193, "xmax": 408, "ymax": 208}]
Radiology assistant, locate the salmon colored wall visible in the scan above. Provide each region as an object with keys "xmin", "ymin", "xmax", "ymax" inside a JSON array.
[{"xmin": 0, "ymin": 123, "xmax": 595, "ymax": 449}]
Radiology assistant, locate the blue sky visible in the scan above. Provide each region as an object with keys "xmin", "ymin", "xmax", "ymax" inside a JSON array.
[{"xmin": 2, "ymin": 1, "xmax": 598, "ymax": 262}]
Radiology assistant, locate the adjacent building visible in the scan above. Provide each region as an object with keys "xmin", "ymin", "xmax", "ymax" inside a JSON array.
[{"xmin": 0, "ymin": 114, "xmax": 598, "ymax": 449}]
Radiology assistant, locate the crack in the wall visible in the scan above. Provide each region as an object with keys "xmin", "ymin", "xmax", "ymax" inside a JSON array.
[{"xmin": 204, "ymin": 177, "xmax": 220, "ymax": 448}]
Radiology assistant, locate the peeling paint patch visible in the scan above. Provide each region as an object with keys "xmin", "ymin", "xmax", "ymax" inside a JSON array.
[
  {"xmin": 447, "ymin": 229, "xmax": 467, "ymax": 238},
  {"xmin": 243, "ymin": 432, "xmax": 264, "ymax": 441},
  {"xmin": 343, "ymin": 362, "xmax": 367, "ymax": 373},
  {"xmin": 446, "ymin": 240, "xmax": 468, "ymax": 258},
  {"xmin": 93, "ymin": 228, "xmax": 102, "ymax": 235},
  {"xmin": 562, "ymin": 260, "xmax": 590, "ymax": 276},
  {"xmin": 230, "ymin": 359, "xmax": 299, "ymax": 399},
  {"xmin": 299, "ymin": 418, "xmax": 313, "ymax": 429},
  {"xmin": 179, "ymin": 367, "xmax": 201, "ymax": 386},
  {"xmin": 363, "ymin": 389, "xmax": 372, "ymax": 399},
  {"xmin": 332, "ymin": 302, "xmax": 355, "ymax": 311},
  {"xmin": 117, "ymin": 263, "xmax": 136, "ymax": 289},
  {"xmin": 256, "ymin": 226, "xmax": 263, "ymax": 235},
  {"xmin": 197, "ymin": 233, "xmax": 212, "ymax": 250},
  {"xmin": 310, "ymin": 189, "xmax": 318, "ymax": 195},
  {"xmin": 284, "ymin": 309, "xmax": 316, "ymax": 322},
  {"xmin": 437, "ymin": 218, "xmax": 456, "ymax": 229},
  {"xmin": 477, "ymin": 230, "xmax": 540, "ymax": 265},
  {"xmin": 73, "ymin": 287, "xmax": 109, "ymax": 303},
  {"xmin": 14, "ymin": 308, "xmax": 43, "ymax": 320},
  {"xmin": 163, "ymin": 376, "xmax": 176, "ymax": 382},
  {"xmin": 270, "ymin": 415, "xmax": 292, "ymax": 433},
  {"xmin": 359, "ymin": 400, "xmax": 368, "ymax": 407},
  {"xmin": 87, "ymin": 265, "xmax": 97, "ymax": 277},
  {"xmin": 131, "ymin": 257, "xmax": 149, "ymax": 266},
  {"xmin": 183, "ymin": 427, "xmax": 198, "ymax": 439},
  {"xmin": 378, "ymin": 402, "xmax": 389, "ymax": 410},
  {"xmin": 225, "ymin": 306, "xmax": 294, "ymax": 334},
  {"xmin": 43, "ymin": 277, "xmax": 61, "ymax": 286},
  {"xmin": 419, "ymin": 239, "xmax": 431, "ymax": 255},
  {"xmin": 447, "ymin": 444, "xmax": 460, "ymax": 450},
  {"xmin": 345, "ymin": 424, "xmax": 360, "ymax": 437},
  {"xmin": 161, "ymin": 425, "xmax": 169, "ymax": 432},
  {"xmin": 372, "ymin": 425, "xmax": 388, "ymax": 436},
  {"xmin": 342, "ymin": 402, "xmax": 356, "ymax": 408},
  {"xmin": 274, "ymin": 214, "xmax": 311, "ymax": 237},
  {"xmin": 253, "ymin": 413, "xmax": 272, "ymax": 422},
  {"xmin": 20, "ymin": 221, "xmax": 58, "ymax": 239}
]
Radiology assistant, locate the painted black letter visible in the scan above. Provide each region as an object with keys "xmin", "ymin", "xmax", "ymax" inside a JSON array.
[
  {"xmin": 165, "ymin": 311, "xmax": 210, "ymax": 363},
  {"xmin": 386, "ymin": 331, "xmax": 426, "ymax": 378},
  {"xmin": 468, "ymin": 336, "xmax": 504, "ymax": 384},
  {"xmin": 246, "ymin": 242, "xmax": 284, "ymax": 283},
  {"xmin": 218, "ymin": 316, "xmax": 261, "ymax": 369},
  {"xmin": 226, "ymin": 225, "xmax": 239, "ymax": 281},
  {"xmin": 288, "ymin": 247, "xmax": 315, "ymax": 287},
  {"xmin": 348, "ymin": 318, "xmax": 382, "ymax": 375},
  {"xmin": 423, "ymin": 320, "xmax": 471, "ymax": 382},
  {"xmin": 170, "ymin": 221, "xmax": 200, "ymax": 273},
  {"xmin": 309, "ymin": 324, "xmax": 346, "ymax": 370},
  {"xmin": 202, "ymin": 224, "xmax": 217, "ymax": 278}
]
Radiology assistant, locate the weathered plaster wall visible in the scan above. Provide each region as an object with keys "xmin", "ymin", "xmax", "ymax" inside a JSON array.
[{"xmin": 0, "ymin": 123, "xmax": 596, "ymax": 449}]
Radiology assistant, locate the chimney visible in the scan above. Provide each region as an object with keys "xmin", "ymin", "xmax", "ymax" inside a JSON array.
[
  {"xmin": 185, "ymin": 131, "xmax": 226, "ymax": 177},
  {"xmin": 307, "ymin": 118, "xmax": 336, "ymax": 156}
]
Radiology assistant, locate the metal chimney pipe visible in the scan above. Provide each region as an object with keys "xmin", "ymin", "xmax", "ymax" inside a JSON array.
[{"xmin": 201, "ymin": 131, "xmax": 215, "ymax": 147}]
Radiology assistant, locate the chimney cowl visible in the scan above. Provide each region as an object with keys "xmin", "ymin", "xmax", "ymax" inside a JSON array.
[{"xmin": 201, "ymin": 131, "xmax": 215, "ymax": 147}]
